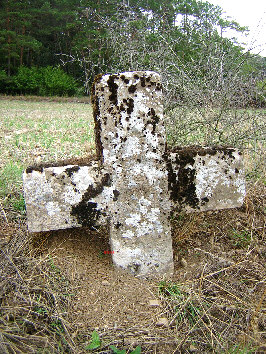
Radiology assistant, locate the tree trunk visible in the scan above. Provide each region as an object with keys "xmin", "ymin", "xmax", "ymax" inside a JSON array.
[
  {"xmin": 20, "ymin": 24, "xmax": 25, "ymax": 66},
  {"xmin": 7, "ymin": 7, "xmax": 11, "ymax": 76}
]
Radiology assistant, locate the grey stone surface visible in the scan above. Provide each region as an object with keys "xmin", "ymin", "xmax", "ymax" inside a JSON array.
[
  {"xmin": 167, "ymin": 146, "xmax": 245, "ymax": 212},
  {"xmin": 92, "ymin": 71, "xmax": 174, "ymax": 278},
  {"xmin": 23, "ymin": 161, "xmax": 111, "ymax": 232}
]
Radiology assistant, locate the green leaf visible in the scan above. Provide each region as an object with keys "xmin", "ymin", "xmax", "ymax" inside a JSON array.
[
  {"xmin": 85, "ymin": 330, "xmax": 101, "ymax": 350},
  {"xmin": 110, "ymin": 345, "xmax": 126, "ymax": 354},
  {"xmin": 130, "ymin": 345, "xmax": 141, "ymax": 354}
]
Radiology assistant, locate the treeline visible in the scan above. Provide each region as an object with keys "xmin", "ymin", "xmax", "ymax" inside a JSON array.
[{"xmin": 0, "ymin": 0, "xmax": 265, "ymax": 104}]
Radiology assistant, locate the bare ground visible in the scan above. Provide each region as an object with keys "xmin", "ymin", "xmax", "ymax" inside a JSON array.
[{"xmin": 0, "ymin": 181, "xmax": 265, "ymax": 353}]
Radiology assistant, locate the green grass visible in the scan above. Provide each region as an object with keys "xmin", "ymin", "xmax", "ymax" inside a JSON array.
[
  {"xmin": 0, "ymin": 98, "xmax": 95, "ymax": 211},
  {"xmin": 159, "ymin": 281, "xmax": 201, "ymax": 327}
]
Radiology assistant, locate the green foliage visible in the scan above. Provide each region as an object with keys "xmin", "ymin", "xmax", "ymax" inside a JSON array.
[
  {"xmin": 85, "ymin": 330, "xmax": 101, "ymax": 350},
  {"xmin": 230, "ymin": 230, "xmax": 251, "ymax": 248},
  {"xmin": 40, "ymin": 66, "xmax": 78, "ymax": 96},
  {"xmin": 85, "ymin": 330, "xmax": 141, "ymax": 353},
  {"xmin": 5, "ymin": 65, "xmax": 79, "ymax": 96},
  {"xmin": 0, "ymin": 69, "xmax": 16, "ymax": 94},
  {"xmin": 12, "ymin": 193, "xmax": 26, "ymax": 212},
  {"xmin": 110, "ymin": 345, "xmax": 141, "ymax": 354},
  {"xmin": 15, "ymin": 66, "xmax": 41, "ymax": 95},
  {"xmin": 109, "ymin": 346, "xmax": 126, "ymax": 354},
  {"xmin": 0, "ymin": 69, "xmax": 7, "ymax": 90}
]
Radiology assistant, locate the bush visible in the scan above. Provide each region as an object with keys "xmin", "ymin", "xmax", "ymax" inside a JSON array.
[
  {"xmin": 0, "ymin": 70, "xmax": 7, "ymax": 92},
  {"xmin": 14, "ymin": 66, "xmax": 41, "ymax": 95},
  {"xmin": 40, "ymin": 66, "xmax": 78, "ymax": 96},
  {"xmin": 0, "ymin": 70, "xmax": 17, "ymax": 94},
  {"xmin": 1, "ymin": 66, "xmax": 79, "ymax": 96}
]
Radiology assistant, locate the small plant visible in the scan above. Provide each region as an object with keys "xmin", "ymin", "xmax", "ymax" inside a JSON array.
[
  {"xmin": 110, "ymin": 345, "xmax": 141, "ymax": 354},
  {"xmin": 49, "ymin": 319, "xmax": 64, "ymax": 335},
  {"xmin": 230, "ymin": 230, "xmax": 251, "ymax": 248},
  {"xmin": 48, "ymin": 255, "xmax": 61, "ymax": 274},
  {"xmin": 34, "ymin": 306, "xmax": 48, "ymax": 316},
  {"xmin": 85, "ymin": 330, "xmax": 101, "ymax": 350},
  {"xmin": 85, "ymin": 331, "xmax": 141, "ymax": 353}
]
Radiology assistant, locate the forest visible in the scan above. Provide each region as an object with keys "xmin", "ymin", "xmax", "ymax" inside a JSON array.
[{"xmin": 0, "ymin": 0, "xmax": 265, "ymax": 105}]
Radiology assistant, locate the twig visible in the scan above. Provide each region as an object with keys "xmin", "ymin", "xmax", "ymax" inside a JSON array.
[{"xmin": 0, "ymin": 201, "xmax": 8, "ymax": 223}]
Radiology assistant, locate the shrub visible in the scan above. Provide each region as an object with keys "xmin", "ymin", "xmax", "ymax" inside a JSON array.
[
  {"xmin": 5, "ymin": 66, "xmax": 79, "ymax": 96},
  {"xmin": 0, "ymin": 70, "xmax": 17, "ymax": 94},
  {"xmin": 40, "ymin": 66, "xmax": 78, "ymax": 96},
  {"xmin": 14, "ymin": 66, "xmax": 41, "ymax": 95}
]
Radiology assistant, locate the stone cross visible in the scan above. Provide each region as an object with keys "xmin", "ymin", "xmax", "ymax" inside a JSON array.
[{"xmin": 23, "ymin": 71, "xmax": 245, "ymax": 279}]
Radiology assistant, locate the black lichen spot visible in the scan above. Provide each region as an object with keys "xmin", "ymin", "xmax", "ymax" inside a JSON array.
[
  {"xmin": 71, "ymin": 173, "xmax": 111, "ymax": 228},
  {"xmin": 128, "ymin": 263, "xmax": 141, "ymax": 275},
  {"xmin": 126, "ymin": 98, "xmax": 134, "ymax": 115},
  {"xmin": 165, "ymin": 147, "xmax": 200, "ymax": 210},
  {"xmin": 26, "ymin": 155, "xmax": 98, "ymax": 174},
  {"xmin": 235, "ymin": 168, "xmax": 239, "ymax": 173},
  {"xmin": 201, "ymin": 197, "xmax": 209, "ymax": 205},
  {"xmin": 107, "ymin": 75, "xmax": 119, "ymax": 105},
  {"xmin": 134, "ymin": 74, "xmax": 139, "ymax": 80},
  {"xmin": 128, "ymin": 85, "xmax": 137, "ymax": 93},
  {"xmin": 65, "ymin": 166, "xmax": 80, "ymax": 178},
  {"xmin": 140, "ymin": 76, "xmax": 146, "ymax": 87},
  {"xmin": 145, "ymin": 108, "xmax": 160, "ymax": 134},
  {"xmin": 113, "ymin": 189, "xmax": 120, "ymax": 201},
  {"xmin": 25, "ymin": 165, "xmax": 44, "ymax": 173},
  {"xmin": 115, "ymin": 222, "xmax": 122, "ymax": 229}
]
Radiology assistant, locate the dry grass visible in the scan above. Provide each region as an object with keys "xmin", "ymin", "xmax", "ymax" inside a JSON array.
[
  {"xmin": 0, "ymin": 97, "xmax": 265, "ymax": 353},
  {"xmin": 0, "ymin": 223, "xmax": 76, "ymax": 353}
]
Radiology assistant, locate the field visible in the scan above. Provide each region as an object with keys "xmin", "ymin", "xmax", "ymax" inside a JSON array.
[{"xmin": 0, "ymin": 97, "xmax": 265, "ymax": 353}]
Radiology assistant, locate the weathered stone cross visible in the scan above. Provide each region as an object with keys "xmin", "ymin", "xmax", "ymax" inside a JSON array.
[{"xmin": 23, "ymin": 71, "xmax": 245, "ymax": 279}]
